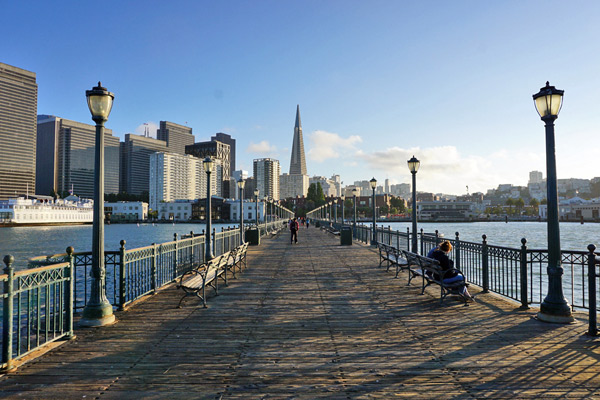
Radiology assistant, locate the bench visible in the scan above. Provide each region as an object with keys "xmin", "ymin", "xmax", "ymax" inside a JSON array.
[
  {"xmin": 226, "ymin": 242, "xmax": 248, "ymax": 278},
  {"xmin": 177, "ymin": 252, "xmax": 229, "ymax": 308},
  {"xmin": 402, "ymin": 250, "xmax": 469, "ymax": 304},
  {"xmin": 321, "ymin": 224, "xmax": 340, "ymax": 236},
  {"xmin": 377, "ymin": 242, "xmax": 408, "ymax": 277}
]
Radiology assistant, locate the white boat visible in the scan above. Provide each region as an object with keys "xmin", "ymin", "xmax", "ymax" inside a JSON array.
[{"xmin": 0, "ymin": 195, "xmax": 94, "ymax": 226}]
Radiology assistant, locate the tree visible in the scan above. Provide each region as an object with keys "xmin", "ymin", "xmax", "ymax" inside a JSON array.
[
  {"xmin": 390, "ymin": 197, "xmax": 406, "ymax": 213},
  {"xmin": 505, "ymin": 198, "xmax": 515, "ymax": 215},
  {"xmin": 515, "ymin": 198, "xmax": 525, "ymax": 213}
]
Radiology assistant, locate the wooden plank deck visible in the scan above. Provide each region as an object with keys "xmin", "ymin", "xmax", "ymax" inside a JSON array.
[{"xmin": 2, "ymin": 227, "xmax": 600, "ymax": 399}]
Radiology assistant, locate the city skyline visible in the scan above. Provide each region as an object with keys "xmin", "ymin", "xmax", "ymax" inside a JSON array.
[{"xmin": 3, "ymin": 2, "xmax": 600, "ymax": 195}]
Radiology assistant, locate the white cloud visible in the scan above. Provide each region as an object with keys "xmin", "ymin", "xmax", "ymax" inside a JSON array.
[
  {"xmin": 307, "ymin": 130, "xmax": 362, "ymax": 162},
  {"xmin": 134, "ymin": 121, "xmax": 159, "ymax": 138},
  {"xmin": 247, "ymin": 140, "xmax": 278, "ymax": 156}
]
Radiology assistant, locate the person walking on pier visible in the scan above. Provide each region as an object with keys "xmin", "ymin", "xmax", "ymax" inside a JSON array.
[
  {"xmin": 430, "ymin": 241, "xmax": 473, "ymax": 301},
  {"xmin": 289, "ymin": 217, "xmax": 299, "ymax": 244}
]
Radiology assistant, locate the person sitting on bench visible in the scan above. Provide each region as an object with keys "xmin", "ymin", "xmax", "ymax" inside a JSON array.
[{"xmin": 430, "ymin": 241, "xmax": 473, "ymax": 301}]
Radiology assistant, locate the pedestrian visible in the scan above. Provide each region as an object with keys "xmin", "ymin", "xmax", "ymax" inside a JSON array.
[
  {"xmin": 289, "ymin": 217, "xmax": 299, "ymax": 244},
  {"xmin": 306, "ymin": 218, "xmax": 310, "ymax": 228}
]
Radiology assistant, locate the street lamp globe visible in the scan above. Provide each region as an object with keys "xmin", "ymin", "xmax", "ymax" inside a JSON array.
[
  {"xmin": 533, "ymin": 81, "xmax": 564, "ymax": 118},
  {"xmin": 254, "ymin": 189, "xmax": 259, "ymax": 197},
  {"xmin": 86, "ymin": 82, "xmax": 114, "ymax": 121},
  {"xmin": 237, "ymin": 178, "xmax": 245, "ymax": 190},
  {"xmin": 408, "ymin": 156, "xmax": 420, "ymax": 173},
  {"xmin": 369, "ymin": 177, "xmax": 377, "ymax": 189}
]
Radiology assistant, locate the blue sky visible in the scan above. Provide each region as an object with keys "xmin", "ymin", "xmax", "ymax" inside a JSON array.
[{"xmin": 3, "ymin": 1, "xmax": 600, "ymax": 195}]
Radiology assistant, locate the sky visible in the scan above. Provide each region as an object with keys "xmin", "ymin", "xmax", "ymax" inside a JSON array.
[{"xmin": 2, "ymin": 1, "xmax": 600, "ymax": 195}]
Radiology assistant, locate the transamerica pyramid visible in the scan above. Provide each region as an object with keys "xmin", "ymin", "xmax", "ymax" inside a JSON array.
[{"xmin": 289, "ymin": 105, "xmax": 307, "ymax": 175}]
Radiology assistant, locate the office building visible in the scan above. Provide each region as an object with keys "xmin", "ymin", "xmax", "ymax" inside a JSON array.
[
  {"xmin": 0, "ymin": 63, "xmax": 37, "ymax": 200},
  {"xmin": 289, "ymin": 105, "xmax": 307, "ymax": 175},
  {"xmin": 212, "ymin": 132, "xmax": 236, "ymax": 173},
  {"xmin": 36, "ymin": 115, "xmax": 120, "ymax": 198},
  {"xmin": 149, "ymin": 152, "xmax": 222, "ymax": 210},
  {"xmin": 231, "ymin": 170, "xmax": 249, "ymax": 200},
  {"xmin": 529, "ymin": 171, "xmax": 543, "ymax": 185},
  {"xmin": 186, "ymin": 140, "xmax": 231, "ymax": 198},
  {"xmin": 254, "ymin": 158, "xmax": 280, "ymax": 200},
  {"xmin": 120, "ymin": 133, "xmax": 168, "ymax": 195},
  {"xmin": 280, "ymin": 173, "xmax": 309, "ymax": 199},
  {"xmin": 156, "ymin": 121, "xmax": 194, "ymax": 155}
]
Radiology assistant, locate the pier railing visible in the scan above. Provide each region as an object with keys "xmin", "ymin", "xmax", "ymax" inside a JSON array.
[{"xmin": 1, "ymin": 219, "xmax": 284, "ymax": 370}]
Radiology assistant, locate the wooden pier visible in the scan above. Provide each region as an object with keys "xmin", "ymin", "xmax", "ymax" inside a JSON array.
[{"xmin": 1, "ymin": 228, "xmax": 600, "ymax": 399}]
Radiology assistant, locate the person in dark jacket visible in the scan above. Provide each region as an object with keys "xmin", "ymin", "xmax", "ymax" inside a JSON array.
[
  {"xmin": 289, "ymin": 217, "xmax": 299, "ymax": 244},
  {"xmin": 430, "ymin": 241, "xmax": 473, "ymax": 301}
]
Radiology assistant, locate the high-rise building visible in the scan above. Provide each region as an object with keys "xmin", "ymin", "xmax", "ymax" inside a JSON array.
[
  {"xmin": 212, "ymin": 132, "xmax": 236, "ymax": 173},
  {"xmin": 156, "ymin": 121, "xmax": 194, "ymax": 155},
  {"xmin": 289, "ymin": 105, "xmax": 307, "ymax": 175},
  {"xmin": 529, "ymin": 170, "xmax": 543, "ymax": 184},
  {"xmin": 0, "ymin": 63, "xmax": 38, "ymax": 200},
  {"xmin": 280, "ymin": 173, "xmax": 309, "ymax": 199},
  {"xmin": 385, "ymin": 179, "xmax": 390, "ymax": 194},
  {"xmin": 254, "ymin": 158, "xmax": 280, "ymax": 200},
  {"xmin": 120, "ymin": 133, "xmax": 168, "ymax": 195},
  {"xmin": 185, "ymin": 140, "xmax": 231, "ymax": 198},
  {"xmin": 36, "ymin": 115, "xmax": 120, "ymax": 197},
  {"xmin": 149, "ymin": 152, "xmax": 222, "ymax": 210},
  {"xmin": 231, "ymin": 170, "xmax": 249, "ymax": 200}
]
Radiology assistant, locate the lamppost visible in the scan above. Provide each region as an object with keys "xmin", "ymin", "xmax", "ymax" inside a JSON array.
[
  {"xmin": 353, "ymin": 188, "xmax": 358, "ymax": 228},
  {"xmin": 341, "ymin": 194, "xmax": 345, "ymax": 226},
  {"xmin": 408, "ymin": 155, "xmax": 420, "ymax": 253},
  {"xmin": 370, "ymin": 177, "xmax": 377, "ymax": 245},
  {"xmin": 81, "ymin": 82, "xmax": 115, "ymax": 327},
  {"xmin": 533, "ymin": 81, "xmax": 573, "ymax": 323},
  {"xmin": 334, "ymin": 199, "xmax": 338, "ymax": 224},
  {"xmin": 237, "ymin": 178, "xmax": 245, "ymax": 245},
  {"xmin": 254, "ymin": 189, "xmax": 259, "ymax": 227},
  {"xmin": 263, "ymin": 196, "xmax": 268, "ymax": 232},
  {"xmin": 204, "ymin": 157, "xmax": 215, "ymax": 261},
  {"xmin": 329, "ymin": 202, "xmax": 332, "ymax": 224}
]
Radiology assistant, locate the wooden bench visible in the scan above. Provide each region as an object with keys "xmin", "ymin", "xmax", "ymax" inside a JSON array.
[
  {"xmin": 226, "ymin": 242, "xmax": 248, "ymax": 278},
  {"xmin": 177, "ymin": 252, "xmax": 229, "ymax": 308},
  {"xmin": 402, "ymin": 250, "xmax": 469, "ymax": 304},
  {"xmin": 377, "ymin": 242, "xmax": 408, "ymax": 277},
  {"xmin": 321, "ymin": 224, "xmax": 340, "ymax": 236}
]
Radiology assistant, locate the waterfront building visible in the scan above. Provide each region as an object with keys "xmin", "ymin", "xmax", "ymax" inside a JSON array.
[
  {"xmin": 149, "ymin": 152, "xmax": 222, "ymax": 210},
  {"xmin": 104, "ymin": 201, "xmax": 148, "ymax": 222},
  {"xmin": 36, "ymin": 115, "xmax": 120, "ymax": 198},
  {"xmin": 279, "ymin": 173, "xmax": 309, "ymax": 199},
  {"xmin": 227, "ymin": 199, "xmax": 264, "ymax": 221},
  {"xmin": 0, "ymin": 63, "xmax": 37, "ymax": 200},
  {"xmin": 155, "ymin": 200, "xmax": 194, "ymax": 221},
  {"xmin": 186, "ymin": 139, "xmax": 231, "ymax": 198},
  {"xmin": 0, "ymin": 195, "xmax": 93, "ymax": 225},
  {"xmin": 191, "ymin": 197, "xmax": 229, "ymax": 221},
  {"xmin": 254, "ymin": 158, "xmax": 280, "ymax": 200},
  {"xmin": 156, "ymin": 121, "xmax": 194, "ymax": 155},
  {"xmin": 417, "ymin": 200, "xmax": 478, "ymax": 221},
  {"xmin": 120, "ymin": 133, "xmax": 168, "ymax": 195},
  {"xmin": 289, "ymin": 105, "xmax": 307, "ymax": 175}
]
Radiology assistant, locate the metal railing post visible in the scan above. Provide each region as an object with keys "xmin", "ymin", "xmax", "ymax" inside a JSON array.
[
  {"xmin": 2, "ymin": 255, "xmax": 15, "ymax": 370},
  {"xmin": 119, "ymin": 240, "xmax": 126, "ymax": 310},
  {"xmin": 588, "ymin": 244, "xmax": 598, "ymax": 336},
  {"xmin": 65, "ymin": 247, "xmax": 75, "ymax": 338},
  {"xmin": 435, "ymin": 230, "xmax": 439, "ymax": 246},
  {"xmin": 482, "ymin": 235, "xmax": 489, "ymax": 293},
  {"xmin": 406, "ymin": 227, "xmax": 410, "ymax": 251},
  {"xmin": 212, "ymin": 228, "xmax": 216, "ymax": 256},
  {"xmin": 151, "ymin": 243, "xmax": 157, "ymax": 293},
  {"xmin": 520, "ymin": 238, "xmax": 529, "ymax": 309},
  {"xmin": 173, "ymin": 233, "xmax": 178, "ymax": 281},
  {"xmin": 454, "ymin": 232, "xmax": 460, "ymax": 270},
  {"xmin": 420, "ymin": 228, "xmax": 424, "ymax": 255}
]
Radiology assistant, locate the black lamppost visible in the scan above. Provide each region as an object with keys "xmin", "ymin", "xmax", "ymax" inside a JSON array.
[
  {"xmin": 334, "ymin": 199, "xmax": 338, "ymax": 224},
  {"xmin": 329, "ymin": 202, "xmax": 333, "ymax": 223},
  {"xmin": 204, "ymin": 157, "xmax": 215, "ymax": 261},
  {"xmin": 263, "ymin": 196, "xmax": 269, "ymax": 232},
  {"xmin": 81, "ymin": 82, "xmax": 115, "ymax": 327},
  {"xmin": 370, "ymin": 177, "xmax": 377, "ymax": 245},
  {"xmin": 254, "ymin": 189, "xmax": 259, "ymax": 227},
  {"xmin": 533, "ymin": 81, "xmax": 573, "ymax": 323},
  {"xmin": 408, "ymin": 155, "xmax": 420, "ymax": 253},
  {"xmin": 237, "ymin": 178, "xmax": 245, "ymax": 245},
  {"xmin": 341, "ymin": 194, "xmax": 345, "ymax": 226},
  {"xmin": 353, "ymin": 188, "xmax": 358, "ymax": 228}
]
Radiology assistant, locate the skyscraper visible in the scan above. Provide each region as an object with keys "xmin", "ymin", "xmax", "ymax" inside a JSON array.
[
  {"xmin": 36, "ymin": 115, "xmax": 120, "ymax": 197},
  {"xmin": 0, "ymin": 62, "xmax": 37, "ymax": 200},
  {"xmin": 211, "ymin": 132, "xmax": 236, "ymax": 173},
  {"xmin": 120, "ymin": 133, "xmax": 168, "ymax": 195},
  {"xmin": 185, "ymin": 140, "xmax": 231, "ymax": 198},
  {"xmin": 156, "ymin": 121, "xmax": 194, "ymax": 155},
  {"xmin": 254, "ymin": 158, "xmax": 280, "ymax": 200},
  {"xmin": 289, "ymin": 105, "xmax": 307, "ymax": 175}
]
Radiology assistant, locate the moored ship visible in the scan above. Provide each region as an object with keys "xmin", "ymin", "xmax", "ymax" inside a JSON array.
[{"xmin": 0, "ymin": 195, "xmax": 93, "ymax": 226}]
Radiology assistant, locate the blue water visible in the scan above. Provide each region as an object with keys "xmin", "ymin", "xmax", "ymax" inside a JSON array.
[{"xmin": 0, "ymin": 222, "xmax": 236, "ymax": 269}]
